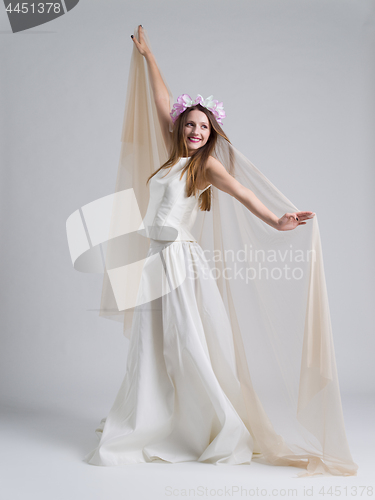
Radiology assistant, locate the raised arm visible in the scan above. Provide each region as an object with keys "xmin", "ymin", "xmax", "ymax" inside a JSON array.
[
  {"xmin": 131, "ymin": 26, "xmax": 173, "ymax": 152},
  {"xmin": 205, "ymin": 156, "xmax": 315, "ymax": 231}
]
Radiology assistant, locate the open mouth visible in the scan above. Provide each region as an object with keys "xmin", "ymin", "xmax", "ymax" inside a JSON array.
[{"xmin": 188, "ymin": 137, "xmax": 201, "ymax": 143}]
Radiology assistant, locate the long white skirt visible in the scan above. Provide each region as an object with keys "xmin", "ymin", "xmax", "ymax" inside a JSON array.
[{"xmin": 84, "ymin": 239, "xmax": 254, "ymax": 466}]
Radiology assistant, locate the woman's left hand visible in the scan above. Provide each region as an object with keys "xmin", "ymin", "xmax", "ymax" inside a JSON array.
[{"xmin": 277, "ymin": 211, "xmax": 315, "ymax": 231}]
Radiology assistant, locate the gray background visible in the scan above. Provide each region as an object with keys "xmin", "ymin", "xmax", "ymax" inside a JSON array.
[{"xmin": 1, "ymin": 0, "xmax": 374, "ymax": 496}]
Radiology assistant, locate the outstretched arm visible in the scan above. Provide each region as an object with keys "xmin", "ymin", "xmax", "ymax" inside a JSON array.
[
  {"xmin": 131, "ymin": 26, "xmax": 173, "ymax": 152},
  {"xmin": 205, "ymin": 156, "xmax": 315, "ymax": 231}
]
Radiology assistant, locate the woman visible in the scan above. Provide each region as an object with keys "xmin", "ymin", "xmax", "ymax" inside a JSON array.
[
  {"xmin": 132, "ymin": 27, "xmax": 314, "ymax": 233},
  {"xmin": 84, "ymin": 26, "xmax": 357, "ymax": 477}
]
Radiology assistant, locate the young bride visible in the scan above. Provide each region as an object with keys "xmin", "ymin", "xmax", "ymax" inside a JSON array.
[
  {"xmin": 132, "ymin": 27, "xmax": 313, "ymax": 233},
  {"xmin": 83, "ymin": 26, "xmax": 357, "ymax": 477}
]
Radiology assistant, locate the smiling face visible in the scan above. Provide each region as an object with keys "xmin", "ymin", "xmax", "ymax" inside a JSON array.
[{"xmin": 183, "ymin": 109, "xmax": 211, "ymax": 155}]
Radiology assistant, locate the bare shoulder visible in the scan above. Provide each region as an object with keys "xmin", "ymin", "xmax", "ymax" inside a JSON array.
[
  {"xmin": 206, "ymin": 155, "xmax": 226, "ymax": 171},
  {"xmin": 205, "ymin": 155, "xmax": 244, "ymax": 198}
]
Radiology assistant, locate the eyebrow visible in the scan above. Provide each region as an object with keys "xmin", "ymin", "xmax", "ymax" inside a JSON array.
[{"xmin": 186, "ymin": 120, "xmax": 209, "ymax": 125}]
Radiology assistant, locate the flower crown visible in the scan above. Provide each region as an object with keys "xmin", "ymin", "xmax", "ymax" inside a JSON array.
[{"xmin": 170, "ymin": 94, "xmax": 225, "ymax": 125}]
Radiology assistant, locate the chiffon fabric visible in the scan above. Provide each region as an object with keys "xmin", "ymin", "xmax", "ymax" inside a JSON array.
[{"xmin": 83, "ymin": 27, "xmax": 358, "ymax": 476}]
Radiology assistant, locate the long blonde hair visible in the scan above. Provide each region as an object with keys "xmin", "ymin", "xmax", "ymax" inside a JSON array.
[{"xmin": 146, "ymin": 104, "xmax": 232, "ymax": 211}]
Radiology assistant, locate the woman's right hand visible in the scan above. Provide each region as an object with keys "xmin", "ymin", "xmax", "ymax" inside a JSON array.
[
  {"xmin": 131, "ymin": 25, "xmax": 152, "ymax": 58},
  {"xmin": 130, "ymin": 25, "xmax": 172, "ymax": 152}
]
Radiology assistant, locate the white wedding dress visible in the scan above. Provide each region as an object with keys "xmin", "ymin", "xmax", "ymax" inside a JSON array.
[
  {"xmin": 76, "ymin": 26, "xmax": 358, "ymax": 475},
  {"xmin": 83, "ymin": 157, "xmax": 255, "ymax": 466}
]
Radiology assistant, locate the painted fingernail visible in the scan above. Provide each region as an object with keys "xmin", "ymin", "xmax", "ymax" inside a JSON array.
[{"xmin": 131, "ymin": 35, "xmax": 133, "ymax": 38}]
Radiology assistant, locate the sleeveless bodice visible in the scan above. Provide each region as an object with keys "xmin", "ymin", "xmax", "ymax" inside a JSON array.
[{"xmin": 137, "ymin": 157, "xmax": 211, "ymax": 242}]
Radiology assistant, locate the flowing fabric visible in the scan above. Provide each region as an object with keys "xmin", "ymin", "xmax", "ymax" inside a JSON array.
[
  {"xmin": 85, "ymin": 235, "xmax": 256, "ymax": 466},
  {"xmin": 89, "ymin": 27, "xmax": 358, "ymax": 476}
]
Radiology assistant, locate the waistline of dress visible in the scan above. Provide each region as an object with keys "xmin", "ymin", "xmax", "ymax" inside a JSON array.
[{"xmin": 149, "ymin": 238, "xmax": 198, "ymax": 248}]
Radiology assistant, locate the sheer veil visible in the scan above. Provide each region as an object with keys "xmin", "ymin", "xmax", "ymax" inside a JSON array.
[{"xmin": 94, "ymin": 27, "xmax": 357, "ymax": 477}]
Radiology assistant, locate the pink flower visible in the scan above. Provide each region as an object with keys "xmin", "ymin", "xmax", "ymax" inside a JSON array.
[{"xmin": 170, "ymin": 94, "xmax": 226, "ymax": 125}]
